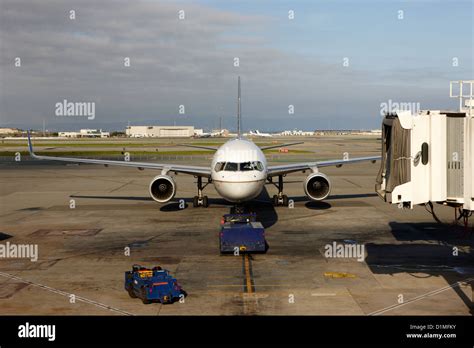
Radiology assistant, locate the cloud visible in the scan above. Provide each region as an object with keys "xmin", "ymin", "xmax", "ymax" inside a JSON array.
[{"xmin": 0, "ymin": 0, "xmax": 471, "ymax": 131}]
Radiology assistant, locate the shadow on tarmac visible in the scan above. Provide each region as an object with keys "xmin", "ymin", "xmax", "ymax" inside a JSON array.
[{"xmin": 365, "ymin": 221, "xmax": 474, "ymax": 314}]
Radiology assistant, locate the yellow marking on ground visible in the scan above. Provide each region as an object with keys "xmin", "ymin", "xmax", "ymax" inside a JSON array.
[{"xmin": 244, "ymin": 254, "xmax": 253, "ymax": 294}]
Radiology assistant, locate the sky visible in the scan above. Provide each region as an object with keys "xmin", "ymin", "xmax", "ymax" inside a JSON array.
[{"xmin": 0, "ymin": 0, "xmax": 472, "ymax": 131}]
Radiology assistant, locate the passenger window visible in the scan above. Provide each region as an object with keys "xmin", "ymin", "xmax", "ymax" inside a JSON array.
[
  {"xmin": 214, "ymin": 162, "xmax": 225, "ymax": 172},
  {"xmin": 224, "ymin": 162, "xmax": 238, "ymax": 171}
]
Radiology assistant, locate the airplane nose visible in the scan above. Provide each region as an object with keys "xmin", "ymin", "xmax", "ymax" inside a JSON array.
[{"xmin": 214, "ymin": 180, "xmax": 263, "ymax": 203}]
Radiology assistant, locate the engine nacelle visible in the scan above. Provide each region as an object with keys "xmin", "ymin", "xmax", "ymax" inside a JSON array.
[
  {"xmin": 304, "ymin": 172, "xmax": 331, "ymax": 201},
  {"xmin": 149, "ymin": 175, "xmax": 176, "ymax": 203}
]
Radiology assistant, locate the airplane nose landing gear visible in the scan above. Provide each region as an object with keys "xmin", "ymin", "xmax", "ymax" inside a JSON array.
[
  {"xmin": 193, "ymin": 195, "xmax": 208, "ymax": 208},
  {"xmin": 270, "ymin": 175, "xmax": 289, "ymax": 206},
  {"xmin": 193, "ymin": 176, "xmax": 209, "ymax": 207},
  {"xmin": 232, "ymin": 204, "xmax": 246, "ymax": 215},
  {"xmin": 272, "ymin": 194, "xmax": 289, "ymax": 207}
]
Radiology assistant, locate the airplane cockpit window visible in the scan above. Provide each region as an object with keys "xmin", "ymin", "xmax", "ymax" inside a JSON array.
[
  {"xmin": 240, "ymin": 162, "xmax": 254, "ymax": 171},
  {"xmin": 224, "ymin": 162, "xmax": 239, "ymax": 171},
  {"xmin": 240, "ymin": 161, "xmax": 264, "ymax": 171},
  {"xmin": 216, "ymin": 161, "xmax": 263, "ymax": 172},
  {"xmin": 254, "ymin": 161, "xmax": 264, "ymax": 171},
  {"xmin": 214, "ymin": 162, "xmax": 225, "ymax": 172}
]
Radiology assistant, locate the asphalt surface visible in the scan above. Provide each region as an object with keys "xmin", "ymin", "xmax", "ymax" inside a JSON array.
[{"xmin": 0, "ymin": 136, "xmax": 472, "ymax": 315}]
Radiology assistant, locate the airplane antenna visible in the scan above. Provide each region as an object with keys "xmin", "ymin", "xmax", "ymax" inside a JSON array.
[{"xmin": 237, "ymin": 76, "xmax": 241, "ymax": 138}]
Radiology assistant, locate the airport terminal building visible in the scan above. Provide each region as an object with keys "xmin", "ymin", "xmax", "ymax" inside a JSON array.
[
  {"xmin": 126, "ymin": 125, "xmax": 195, "ymax": 138},
  {"xmin": 58, "ymin": 129, "xmax": 110, "ymax": 138}
]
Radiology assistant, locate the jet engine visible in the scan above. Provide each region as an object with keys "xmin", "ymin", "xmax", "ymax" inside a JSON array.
[
  {"xmin": 304, "ymin": 173, "xmax": 331, "ymax": 201},
  {"xmin": 149, "ymin": 175, "xmax": 176, "ymax": 203}
]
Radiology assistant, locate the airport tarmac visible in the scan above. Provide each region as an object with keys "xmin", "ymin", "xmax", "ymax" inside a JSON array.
[{"xmin": 0, "ymin": 136, "xmax": 473, "ymax": 315}]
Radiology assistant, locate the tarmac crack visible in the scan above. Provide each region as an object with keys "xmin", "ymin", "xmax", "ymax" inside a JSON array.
[
  {"xmin": 343, "ymin": 178, "xmax": 362, "ymax": 188},
  {"xmin": 110, "ymin": 180, "xmax": 135, "ymax": 193}
]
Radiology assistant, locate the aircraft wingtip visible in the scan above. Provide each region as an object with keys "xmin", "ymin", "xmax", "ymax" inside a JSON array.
[{"xmin": 26, "ymin": 130, "xmax": 34, "ymax": 155}]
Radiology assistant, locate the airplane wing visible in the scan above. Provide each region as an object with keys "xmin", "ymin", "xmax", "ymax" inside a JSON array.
[
  {"xmin": 179, "ymin": 144, "xmax": 218, "ymax": 151},
  {"xmin": 260, "ymin": 142, "xmax": 304, "ymax": 151},
  {"xmin": 27, "ymin": 131, "xmax": 211, "ymax": 177},
  {"xmin": 267, "ymin": 156, "xmax": 381, "ymax": 177}
]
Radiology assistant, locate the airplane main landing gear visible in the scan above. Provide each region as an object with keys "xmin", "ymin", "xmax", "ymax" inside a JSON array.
[
  {"xmin": 193, "ymin": 176, "xmax": 209, "ymax": 207},
  {"xmin": 269, "ymin": 175, "xmax": 289, "ymax": 207}
]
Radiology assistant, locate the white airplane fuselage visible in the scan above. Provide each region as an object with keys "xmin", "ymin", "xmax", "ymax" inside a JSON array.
[
  {"xmin": 256, "ymin": 130, "xmax": 272, "ymax": 137},
  {"xmin": 211, "ymin": 138, "xmax": 267, "ymax": 203}
]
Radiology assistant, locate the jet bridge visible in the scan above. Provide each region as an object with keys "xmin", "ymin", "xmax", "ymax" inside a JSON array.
[{"xmin": 376, "ymin": 80, "xmax": 474, "ymax": 219}]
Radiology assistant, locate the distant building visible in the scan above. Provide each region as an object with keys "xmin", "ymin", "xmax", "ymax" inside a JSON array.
[
  {"xmin": 0, "ymin": 127, "xmax": 20, "ymax": 135},
  {"xmin": 58, "ymin": 131, "xmax": 77, "ymax": 138},
  {"xmin": 301, "ymin": 131, "xmax": 314, "ymax": 136},
  {"xmin": 351, "ymin": 129, "xmax": 382, "ymax": 136},
  {"xmin": 126, "ymin": 125, "xmax": 195, "ymax": 138},
  {"xmin": 58, "ymin": 129, "xmax": 110, "ymax": 138}
]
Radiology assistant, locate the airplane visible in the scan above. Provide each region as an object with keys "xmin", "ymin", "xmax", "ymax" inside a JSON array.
[
  {"xmin": 281, "ymin": 129, "xmax": 304, "ymax": 136},
  {"xmin": 26, "ymin": 77, "xmax": 381, "ymax": 208},
  {"xmin": 248, "ymin": 130, "xmax": 273, "ymax": 138},
  {"xmin": 194, "ymin": 129, "xmax": 225, "ymax": 138}
]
